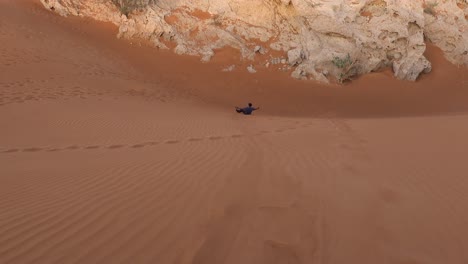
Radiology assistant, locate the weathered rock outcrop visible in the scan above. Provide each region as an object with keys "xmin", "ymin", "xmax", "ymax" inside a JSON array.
[
  {"xmin": 40, "ymin": 0, "xmax": 468, "ymax": 83},
  {"xmin": 424, "ymin": 0, "xmax": 468, "ymax": 65}
]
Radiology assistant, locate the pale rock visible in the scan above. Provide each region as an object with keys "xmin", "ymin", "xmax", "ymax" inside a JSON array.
[
  {"xmin": 271, "ymin": 58, "xmax": 281, "ymax": 65},
  {"xmin": 254, "ymin": 45, "xmax": 266, "ymax": 54},
  {"xmin": 287, "ymin": 48, "xmax": 304, "ymax": 66},
  {"xmin": 393, "ymin": 55, "xmax": 432, "ymax": 81},
  {"xmin": 41, "ymin": 0, "xmax": 468, "ymax": 82},
  {"xmin": 201, "ymin": 49, "xmax": 215, "ymax": 62},
  {"xmin": 247, "ymin": 65, "xmax": 257, "ymax": 73},
  {"xmin": 423, "ymin": 0, "xmax": 468, "ymax": 65},
  {"xmin": 174, "ymin": 44, "xmax": 188, "ymax": 55},
  {"xmin": 222, "ymin": 65, "xmax": 236, "ymax": 72},
  {"xmin": 40, "ymin": 0, "xmax": 122, "ymax": 23}
]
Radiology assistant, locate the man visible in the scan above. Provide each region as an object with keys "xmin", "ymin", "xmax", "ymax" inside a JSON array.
[{"xmin": 235, "ymin": 103, "xmax": 259, "ymax": 115}]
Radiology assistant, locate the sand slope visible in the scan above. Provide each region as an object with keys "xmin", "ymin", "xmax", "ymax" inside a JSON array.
[{"xmin": 1, "ymin": 0, "xmax": 468, "ymax": 263}]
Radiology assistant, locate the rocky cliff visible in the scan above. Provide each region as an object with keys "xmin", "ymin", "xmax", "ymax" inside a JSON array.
[{"xmin": 41, "ymin": 0, "xmax": 468, "ymax": 83}]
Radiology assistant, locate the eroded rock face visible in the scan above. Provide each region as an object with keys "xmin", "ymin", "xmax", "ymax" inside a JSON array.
[
  {"xmin": 40, "ymin": 0, "xmax": 468, "ymax": 82},
  {"xmin": 424, "ymin": 0, "xmax": 468, "ymax": 66}
]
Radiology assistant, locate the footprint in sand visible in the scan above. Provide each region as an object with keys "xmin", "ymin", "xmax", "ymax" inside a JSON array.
[
  {"xmin": 66, "ymin": 145, "xmax": 80, "ymax": 150},
  {"xmin": 188, "ymin": 138, "xmax": 203, "ymax": 142},
  {"xmin": 108, "ymin": 144, "xmax": 125, "ymax": 149},
  {"xmin": 22, "ymin": 147, "xmax": 43, "ymax": 152},
  {"xmin": 2, "ymin": 149, "xmax": 19, "ymax": 153},
  {"xmin": 47, "ymin": 148, "xmax": 62, "ymax": 152},
  {"xmin": 85, "ymin": 145, "xmax": 100, "ymax": 150},
  {"xmin": 263, "ymin": 240, "xmax": 300, "ymax": 264}
]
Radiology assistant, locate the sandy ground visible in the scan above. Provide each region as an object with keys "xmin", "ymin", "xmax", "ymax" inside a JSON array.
[{"xmin": 1, "ymin": 0, "xmax": 468, "ymax": 263}]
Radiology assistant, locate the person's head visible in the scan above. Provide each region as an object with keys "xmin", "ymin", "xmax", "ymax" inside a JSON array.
[{"xmin": 248, "ymin": 103, "xmax": 252, "ymax": 107}]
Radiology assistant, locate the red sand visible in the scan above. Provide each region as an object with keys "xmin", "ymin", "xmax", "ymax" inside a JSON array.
[{"xmin": 1, "ymin": 0, "xmax": 468, "ymax": 263}]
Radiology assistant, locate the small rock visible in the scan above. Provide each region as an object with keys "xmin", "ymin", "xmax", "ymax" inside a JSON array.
[
  {"xmin": 201, "ymin": 50, "xmax": 214, "ymax": 62},
  {"xmin": 247, "ymin": 65, "xmax": 257, "ymax": 73},
  {"xmin": 174, "ymin": 44, "xmax": 188, "ymax": 55},
  {"xmin": 222, "ymin": 65, "xmax": 236, "ymax": 72},
  {"xmin": 393, "ymin": 56, "xmax": 432, "ymax": 81},
  {"xmin": 287, "ymin": 48, "xmax": 305, "ymax": 66},
  {"xmin": 291, "ymin": 68, "xmax": 307, "ymax": 79},
  {"xmin": 254, "ymin": 45, "xmax": 267, "ymax": 55},
  {"xmin": 271, "ymin": 58, "xmax": 281, "ymax": 65}
]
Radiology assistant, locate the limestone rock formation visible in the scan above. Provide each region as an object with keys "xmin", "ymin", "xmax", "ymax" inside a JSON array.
[
  {"xmin": 424, "ymin": 0, "xmax": 468, "ymax": 65},
  {"xmin": 40, "ymin": 0, "xmax": 468, "ymax": 83}
]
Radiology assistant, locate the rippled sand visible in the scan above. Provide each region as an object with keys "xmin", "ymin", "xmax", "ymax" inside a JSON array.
[{"xmin": 1, "ymin": 1, "xmax": 468, "ymax": 263}]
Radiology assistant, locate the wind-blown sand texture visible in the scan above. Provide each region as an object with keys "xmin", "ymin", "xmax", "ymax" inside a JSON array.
[{"xmin": 1, "ymin": 0, "xmax": 468, "ymax": 263}]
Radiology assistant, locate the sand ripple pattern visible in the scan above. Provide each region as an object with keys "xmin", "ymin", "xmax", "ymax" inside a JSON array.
[
  {"xmin": 2, "ymin": 1, "xmax": 468, "ymax": 263},
  {"xmin": 1, "ymin": 121, "xmax": 315, "ymax": 154}
]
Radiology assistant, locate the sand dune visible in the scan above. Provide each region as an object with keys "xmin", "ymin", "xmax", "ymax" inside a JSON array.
[{"xmin": 1, "ymin": 0, "xmax": 468, "ymax": 263}]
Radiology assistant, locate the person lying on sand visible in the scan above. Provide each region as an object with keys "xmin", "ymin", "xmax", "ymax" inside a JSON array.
[{"xmin": 235, "ymin": 103, "xmax": 259, "ymax": 115}]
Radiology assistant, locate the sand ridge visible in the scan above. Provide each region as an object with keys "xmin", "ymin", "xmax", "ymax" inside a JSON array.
[{"xmin": 1, "ymin": 0, "xmax": 468, "ymax": 263}]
